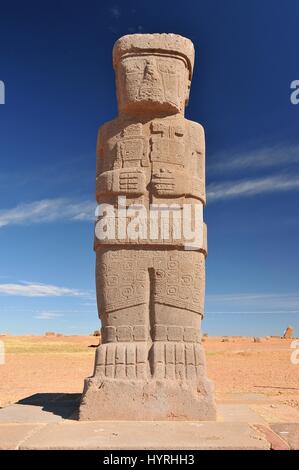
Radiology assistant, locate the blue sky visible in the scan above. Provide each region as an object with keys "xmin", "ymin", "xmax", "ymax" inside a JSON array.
[{"xmin": 0, "ymin": 0, "xmax": 298, "ymax": 336}]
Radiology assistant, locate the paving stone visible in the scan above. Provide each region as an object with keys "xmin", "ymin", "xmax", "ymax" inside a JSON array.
[
  {"xmin": 0, "ymin": 424, "xmax": 43, "ymax": 450},
  {"xmin": 0, "ymin": 404, "xmax": 66, "ymax": 423},
  {"xmin": 270, "ymin": 423, "xmax": 299, "ymax": 450},
  {"xmin": 19, "ymin": 421, "xmax": 270, "ymax": 450},
  {"xmin": 250, "ymin": 404, "xmax": 299, "ymax": 424},
  {"xmin": 217, "ymin": 404, "xmax": 267, "ymax": 424},
  {"xmin": 219, "ymin": 393, "xmax": 273, "ymax": 404}
]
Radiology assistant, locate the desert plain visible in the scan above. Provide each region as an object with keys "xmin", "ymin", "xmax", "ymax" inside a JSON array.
[{"xmin": 0, "ymin": 334, "xmax": 298, "ymax": 418}]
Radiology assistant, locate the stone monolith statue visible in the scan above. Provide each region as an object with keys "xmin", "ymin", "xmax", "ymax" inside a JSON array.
[{"xmin": 79, "ymin": 33, "xmax": 216, "ymax": 420}]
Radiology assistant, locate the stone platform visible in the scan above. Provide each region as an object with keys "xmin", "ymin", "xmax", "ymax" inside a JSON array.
[{"xmin": 0, "ymin": 393, "xmax": 298, "ymax": 450}]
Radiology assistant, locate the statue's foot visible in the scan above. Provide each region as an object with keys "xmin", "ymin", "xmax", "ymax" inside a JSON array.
[
  {"xmin": 150, "ymin": 341, "xmax": 205, "ymax": 382},
  {"xmin": 80, "ymin": 354, "xmax": 216, "ymax": 421},
  {"xmin": 94, "ymin": 342, "xmax": 149, "ymax": 379}
]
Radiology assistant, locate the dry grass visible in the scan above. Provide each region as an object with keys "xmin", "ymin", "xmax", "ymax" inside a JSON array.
[{"xmin": 1, "ymin": 336, "xmax": 96, "ymax": 354}]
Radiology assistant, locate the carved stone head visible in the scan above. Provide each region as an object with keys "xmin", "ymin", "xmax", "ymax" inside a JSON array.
[{"xmin": 113, "ymin": 34, "xmax": 195, "ymax": 115}]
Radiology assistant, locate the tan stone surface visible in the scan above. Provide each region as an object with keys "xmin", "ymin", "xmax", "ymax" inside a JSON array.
[
  {"xmin": 19, "ymin": 421, "xmax": 270, "ymax": 450},
  {"xmin": 250, "ymin": 404, "xmax": 299, "ymax": 424},
  {"xmin": 217, "ymin": 404, "xmax": 267, "ymax": 424},
  {"xmin": 0, "ymin": 403, "xmax": 64, "ymax": 423},
  {"xmin": 0, "ymin": 424, "xmax": 43, "ymax": 450},
  {"xmin": 80, "ymin": 33, "xmax": 215, "ymax": 420}
]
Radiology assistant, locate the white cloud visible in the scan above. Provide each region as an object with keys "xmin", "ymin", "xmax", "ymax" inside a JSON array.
[
  {"xmin": 34, "ymin": 311, "xmax": 64, "ymax": 320},
  {"xmin": 0, "ymin": 198, "xmax": 94, "ymax": 228},
  {"xmin": 209, "ymin": 143, "xmax": 299, "ymax": 174},
  {"xmin": 207, "ymin": 174, "xmax": 299, "ymax": 202},
  {"xmin": 0, "ymin": 282, "xmax": 85, "ymax": 297}
]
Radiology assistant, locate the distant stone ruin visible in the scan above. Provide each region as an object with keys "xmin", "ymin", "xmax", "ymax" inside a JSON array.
[{"xmin": 282, "ymin": 326, "xmax": 294, "ymax": 339}]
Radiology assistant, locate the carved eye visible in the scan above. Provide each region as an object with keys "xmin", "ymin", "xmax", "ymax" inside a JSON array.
[
  {"xmin": 158, "ymin": 62, "xmax": 176, "ymax": 73},
  {"xmin": 123, "ymin": 59, "xmax": 143, "ymax": 73}
]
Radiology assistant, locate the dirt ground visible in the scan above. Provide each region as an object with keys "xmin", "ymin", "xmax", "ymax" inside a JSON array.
[{"xmin": 0, "ymin": 335, "xmax": 298, "ymax": 409}]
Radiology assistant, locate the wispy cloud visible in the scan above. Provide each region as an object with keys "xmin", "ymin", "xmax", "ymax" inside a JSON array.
[
  {"xmin": 34, "ymin": 311, "xmax": 64, "ymax": 320},
  {"xmin": 0, "ymin": 282, "xmax": 85, "ymax": 297},
  {"xmin": 81, "ymin": 301, "xmax": 97, "ymax": 307},
  {"xmin": 0, "ymin": 198, "xmax": 94, "ymax": 228},
  {"xmin": 206, "ymin": 292, "xmax": 299, "ymax": 311},
  {"xmin": 109, "ymin": 6, "xmax": 121, "ymax": 19},
  {"xmin": 209, "ymin": 143, "xmax": 299, "ymax": 174},
  {"xmin": 207, "ymin": 174, "xmax": 299, "ymax": 202}
]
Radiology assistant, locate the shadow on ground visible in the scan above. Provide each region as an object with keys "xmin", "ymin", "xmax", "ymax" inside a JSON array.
[{"xmin": 17, "ymin": 393, "xmax": 81, "ymax": 420}]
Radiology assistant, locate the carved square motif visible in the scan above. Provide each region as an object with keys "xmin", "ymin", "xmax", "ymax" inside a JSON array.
[
  {"xmin": 105, "ymin": 326, "xmax": 116, "ymax": 342},
  {"xmin": 181, "ymin": 274, "xmax": 193, "ymax": 286},
  {"xmin": 166, "ymin": 271, "xmax": 180, "ymax": 284},
  {"xmin": 151, "ymin": 121, "xmax": 166, "ymax": 135},
  {"xmin": 117, "ymin": 326, "xmax": 133, "ymax": 342},
  {"xmin": 106, "ymin": 275, "xmax": 119, "ymax": 286},
  {"xmin": 167, "ymin": 285, "xmax": 178, "ymax": 296},
  {"xmin": 178, "ymin": 286, "xmax": 191, "ymax": 300},
  {"xmin": 167, "ymin": 260, "xmax": 179, "ymax": 270},
  {"xmin": 120, "ymin": 286, "xmax": 134, "ymax": 299},
  {"xmin": 122, "ymin": 123, "xmax": 143, "ymax": 137},
  {"xmin": 167, "ymin": 326, "xmax": 183, "ymax": 341},
  {"xmin": 133, "ymin": 325, "xmax": 147, "ymax": 341},
  {"xmin": 118, "ymin": 139, "xmax": 144, "ymax": 161},
  {"xmin": 150, "ymin": 137, "xmax": 169, "ymax": 162},
  {"xmin": 136, "ymin": 270, "xmax": 147, "ymax": 282},
  {"xmin": 153, "ymin": 324, "xmax": 167, "ymax": 341},
  {"xmin": 184, "ymin": 327, "xmax": 197, "ymax": 342},
  {"xmin": 174, "ymin": 125, "xmax": 184, "ymax": 137}
]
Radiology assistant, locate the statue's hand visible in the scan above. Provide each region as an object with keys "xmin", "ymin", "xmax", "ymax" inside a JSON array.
[
  {"xmin": 97, "ymin": 168, "xmax": 146, "ymax": 197},
  {"xmin": 151, "ymin": 168, "xmax": 186, "ymax": 197},
  {"xmin": 114, "ymin": 168, "xmax": 146, "ymax": 194}
]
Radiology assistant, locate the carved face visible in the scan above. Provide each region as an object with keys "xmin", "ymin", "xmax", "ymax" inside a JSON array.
[{"xmin": 116, "ymin": 54, "xmax": 190, "ymax": 114}]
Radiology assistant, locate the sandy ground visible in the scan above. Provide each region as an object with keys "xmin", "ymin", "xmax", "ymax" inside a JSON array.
[{"xmin": 0, "ymin": 335, "xmax": 298, "ymax": 409}]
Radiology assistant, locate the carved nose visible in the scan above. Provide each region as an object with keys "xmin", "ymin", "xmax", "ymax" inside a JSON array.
[{"xmin": 144, "ymin": 60, "xmax": 159, "ymax": 80}]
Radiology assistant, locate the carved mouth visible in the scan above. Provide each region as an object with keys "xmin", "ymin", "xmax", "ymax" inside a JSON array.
[{"xmin": 123, "ymin": 99, "xmax": 181, "ymax": 115}]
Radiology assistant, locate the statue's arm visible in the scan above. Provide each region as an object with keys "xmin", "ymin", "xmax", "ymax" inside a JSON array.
[
  {"xmin": 186, "ymin": 122, "xmax": 206, "ymax": 204},
  {"xmin": 151, "ymin": 123, "xmax": 206, "ymax": 204},
  {"xmin": 96, "ymin": 124, "xmax": 146, "ymax": 201}
]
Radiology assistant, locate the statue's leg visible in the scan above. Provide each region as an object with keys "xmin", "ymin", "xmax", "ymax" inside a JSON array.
[
  {"xmin": 150, "ymin": 250, "xmax": 207, "ymax": 384},
  {"xmin": 93, "ymin": 247, "xmax": 150, "ymax": 380}
]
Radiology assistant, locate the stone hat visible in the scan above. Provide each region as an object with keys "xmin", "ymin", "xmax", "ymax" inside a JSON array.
[{"xmin": 113, "ymin": 33, "xmax": 195, "ymax": 79}]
